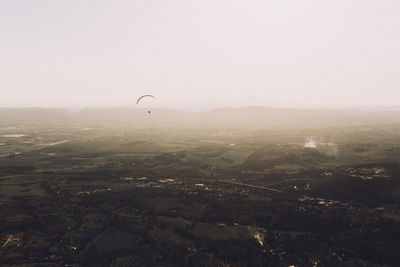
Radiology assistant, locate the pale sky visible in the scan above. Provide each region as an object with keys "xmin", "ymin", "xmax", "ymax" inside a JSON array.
[{"xmin": 1, "ymin": 0, "xmax": 399, "ymax": 108}]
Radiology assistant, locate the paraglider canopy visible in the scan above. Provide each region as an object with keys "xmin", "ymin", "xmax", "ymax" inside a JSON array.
[{"xmin": 136, "ymin": 95, "xmax": 156, "ymax": 104}]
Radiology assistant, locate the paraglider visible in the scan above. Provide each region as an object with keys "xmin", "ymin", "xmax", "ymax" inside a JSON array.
[{"xmin": 137, "ymin": 95, "xmax": 156, "ymax": 114}]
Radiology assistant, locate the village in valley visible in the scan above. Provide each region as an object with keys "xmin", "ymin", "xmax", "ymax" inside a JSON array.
[{"xmin": 1, "ymin": 113, "xmax": 399, "ymax": 266}]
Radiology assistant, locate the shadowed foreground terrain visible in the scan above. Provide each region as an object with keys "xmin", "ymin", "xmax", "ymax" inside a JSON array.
[{"xmin": 1, "ymin": 108, "xmax": 400, "ymax": 266}]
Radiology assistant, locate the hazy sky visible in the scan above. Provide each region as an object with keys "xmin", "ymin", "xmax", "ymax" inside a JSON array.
[{"xmin": 1, "ymin": 0, "xmax": 399, "ymax": 108}]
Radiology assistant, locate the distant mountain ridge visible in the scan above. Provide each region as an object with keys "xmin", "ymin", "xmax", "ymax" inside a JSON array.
[{"xmin": 1, "ymin": 107, "xmax": 400, "ymax": 129}]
